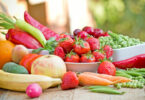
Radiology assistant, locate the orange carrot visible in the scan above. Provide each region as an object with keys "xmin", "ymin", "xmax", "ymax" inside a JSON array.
[
  {"xmin": 84, "ymin": 72, "xmax": 131, "ymax": 83},
  {"xmin": 78, "ymin": 73, "xmax": 113, "ymax": 86}
]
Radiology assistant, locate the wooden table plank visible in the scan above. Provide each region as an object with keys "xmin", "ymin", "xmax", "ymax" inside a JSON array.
[{"xmin": 0, "ymin": 87, "xmax": 144, "ymax": 100}]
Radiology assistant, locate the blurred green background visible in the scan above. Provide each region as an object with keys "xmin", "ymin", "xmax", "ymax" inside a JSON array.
[{"xmin": 89, "ymin": 0, "xmax": 145, "ymax": 41}]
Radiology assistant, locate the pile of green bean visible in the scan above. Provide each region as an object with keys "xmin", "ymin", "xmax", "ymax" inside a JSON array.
[
  {"xmin": 99, "ymin": 32, "xmax": 144, "ymax": 49},
  {"xmin": 87, "ymin": 86, "xmax": 125, "ymax": 95},
  {"xmin": 116, "ymin": 68, "xmax": 145, "ymax": 78},
  {"xmin": 115, "ymin": 68, "xmax": 145, "ymax": 89}
]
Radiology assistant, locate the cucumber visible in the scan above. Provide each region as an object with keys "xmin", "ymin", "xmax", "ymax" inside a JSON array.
[{"xmin": 2, "ymin": 62, "xmax": 28, "ymax": 74}]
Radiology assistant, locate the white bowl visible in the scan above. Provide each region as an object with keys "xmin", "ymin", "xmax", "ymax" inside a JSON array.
[
  {"xmin": 112, "ymin": 43, "xmax": 145, "ymax": 62},
  {"xmin": 65, "ymin": 62, "xmax": 99, "ymax": 72}
]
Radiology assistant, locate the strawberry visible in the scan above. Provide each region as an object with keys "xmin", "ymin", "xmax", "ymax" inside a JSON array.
[
  {"xmin": 82, "ymin": 26, "xmax": 94, "ymax": 35},
  {"xmin": 73, "ymin": 37, "xmax": 90, "ymax": 55},
  {"xmin": 86, "ymin": 36, "xmax": 100, "ymax": 51},
  {"xmin": 59, "ymin": 33, "xmax": 71, "ymax": 38},
  {"xmin": 103, "ymin": 45, "xmax": 113, "ymax": 59},
  {"xmin": 65, "ymin": 51, "xmax": 80, "ymax": 62},
  {"xmin": 59, "ymin": 33, "xmax": 74, "ymax": 53},
  {"xmin": 93, "ymin": 50, "xmax": 105, "ymax": 62},
  {"xmin": 61, "ymin": 71, "xmax": 79, "ymax": 90},
  {"xmin": 80, "ymin": 53, "xmax": 95, "ymax": 63},
  {"xmin": 97, "ymin": 61, "xmax": 116, "ymax": 76},
  {"xmin": 77, "ymin": 31, "xmax": 89, "ymax": 39},
  {"xmin": 54, "ymin": 46, "xmax": 65, "ymax": 60}
]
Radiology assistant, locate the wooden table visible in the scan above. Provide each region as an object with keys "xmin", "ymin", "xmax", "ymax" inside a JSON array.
[{"xmin": 0, "ymin": 87, "xmax": 144, "ymax": 100}]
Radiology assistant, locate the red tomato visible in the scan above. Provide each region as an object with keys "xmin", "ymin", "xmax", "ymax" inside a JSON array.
[{"xmin": 19, "ymin": 54, "xmax": 41, "ymax": 73}]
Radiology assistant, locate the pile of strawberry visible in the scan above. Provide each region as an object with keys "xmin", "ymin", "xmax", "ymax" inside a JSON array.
[{"xmin": 54, "ymin": 26, "xmax": 113, "ymax": 63}]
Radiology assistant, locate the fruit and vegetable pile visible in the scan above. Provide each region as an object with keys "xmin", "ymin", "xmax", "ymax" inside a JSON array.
[{"xmin": 0, "ymin": 11, "xmax": 145, "ymax": 98}]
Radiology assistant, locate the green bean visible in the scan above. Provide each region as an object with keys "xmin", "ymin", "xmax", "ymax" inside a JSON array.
[
  {"xmin": 90, "ymin": 88, "xmax": 125, "ymax": 95},
  {"xmin": 116, "ymin": 71, "xmax": 132, "ymax": 78},
  {"xmin": 127, "ymin": 68, "xmax": 145, "ymax": 72},
  {"xmin": 15, "ymin": 19, "xmax": 46, "ymax": 47},
  {"xmin": 120, "ymin": 70, "xmax": 142, "ymax": 77},
  {"xmin": 87, "ymin": 86, "xmax": 112, "ymax": 89}
]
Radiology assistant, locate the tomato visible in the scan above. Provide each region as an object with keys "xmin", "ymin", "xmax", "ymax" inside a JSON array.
[{"xmin": 19, "ymin": 54, "xmax": 41, "ymax": 73}]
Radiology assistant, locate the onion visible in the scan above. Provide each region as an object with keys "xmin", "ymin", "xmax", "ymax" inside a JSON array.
[
  {"xmin": 39, "ymin": 50, "xmax": 49, "ymax": 55},
  {"xmin": 31, "ymin": 55, "xmax": 66, "ymax": 78}
]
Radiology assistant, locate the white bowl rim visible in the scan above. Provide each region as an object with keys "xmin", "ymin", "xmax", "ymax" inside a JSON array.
[
  {"xmin": 65, "ymin": 62, "xmax": 100, "ymax": 64},
  {"xmin": 113, "ymin": 42, "xmax": 145, "ymax": 51}
]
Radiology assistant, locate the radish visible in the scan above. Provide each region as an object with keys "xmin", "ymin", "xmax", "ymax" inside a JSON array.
[{"xmin": 26, "ymin": 83, "xmax": 42, "ymax": 98}]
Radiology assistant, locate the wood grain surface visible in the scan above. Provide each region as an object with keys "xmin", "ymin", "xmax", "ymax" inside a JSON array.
[{"xmin": 0, "ymin": 87, "xmax": 144, "ymax": 100}]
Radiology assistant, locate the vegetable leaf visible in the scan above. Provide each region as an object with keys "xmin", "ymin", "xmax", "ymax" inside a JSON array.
[
  {"xmin": 32, "ymin": 48, "xmax": 44, "ymax": 54},
  {"xmin": 44, "ymin": 37, "xmax": 58, "ymax": 54}
]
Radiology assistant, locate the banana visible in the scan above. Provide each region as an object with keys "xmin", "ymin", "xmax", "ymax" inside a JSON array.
[{"xmin": 0, "ymin": 70, "xmax": 61, "ymax": 92}]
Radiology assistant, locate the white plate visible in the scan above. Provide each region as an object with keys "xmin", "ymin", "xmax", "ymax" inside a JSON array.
[
  {"xmin": 65, "ymin": 62, "xmax": 100, "ymax": 72},
  {"xmin": 112, "ymin": 43, "xmax": 145, "ymax": 62}
]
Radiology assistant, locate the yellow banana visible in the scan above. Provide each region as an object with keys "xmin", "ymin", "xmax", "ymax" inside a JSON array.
[{"xmin": 0, "ymin": 70, "xmax": 61, "ymax": 92}]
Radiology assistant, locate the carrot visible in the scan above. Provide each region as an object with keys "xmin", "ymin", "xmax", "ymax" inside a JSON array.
[
  {"xmin": 84, "ymin": 72, "xmax": 131, "ymax": 83},
  {"xmin": 78, "ymin": 73, "xmax": 113, "ymax": 86}
]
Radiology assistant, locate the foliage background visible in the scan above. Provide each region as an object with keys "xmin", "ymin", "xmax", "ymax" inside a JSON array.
[{"xmin": 89, "ymin": 0, "xmax": 145, "ymax": 41}]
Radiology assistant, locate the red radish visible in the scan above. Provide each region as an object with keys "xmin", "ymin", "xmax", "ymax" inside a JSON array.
[{"xmin": 26, "ymin": 83, "xmax": 42, "ymax": 98}]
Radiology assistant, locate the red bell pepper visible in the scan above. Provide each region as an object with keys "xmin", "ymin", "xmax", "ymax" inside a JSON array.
[
  {"xmin": 6, "ymin": 29, "xmax": 42, "ymax": 49},
  {"xmin": 113, "ymin": 54, "xmax": 145, "ymax": 69},
  {"xmin": 24, "ymin": 11, "xmax": 60, "ymax": 40}
]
